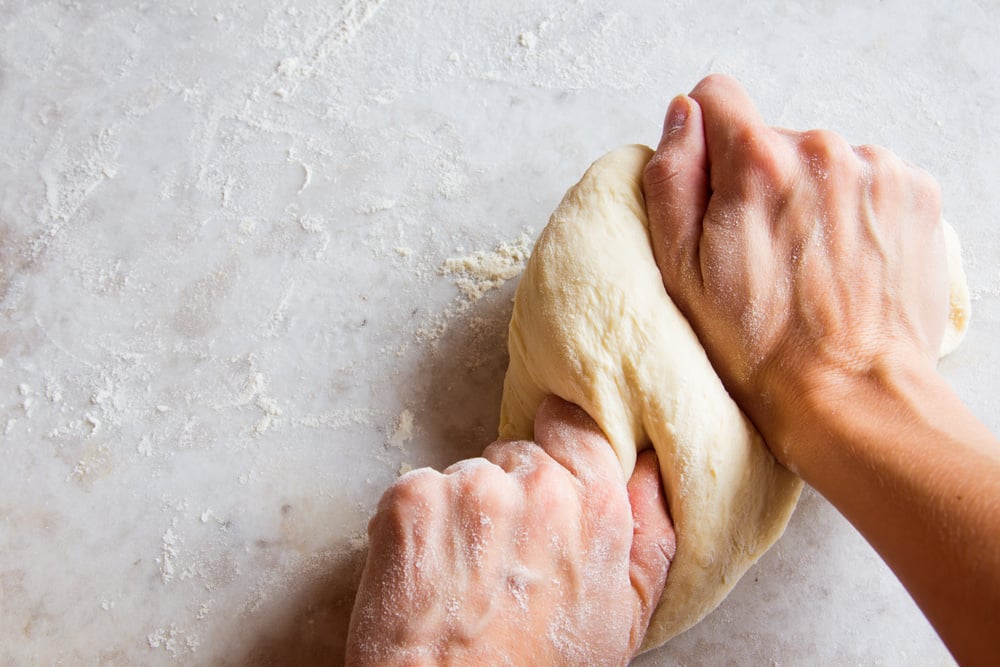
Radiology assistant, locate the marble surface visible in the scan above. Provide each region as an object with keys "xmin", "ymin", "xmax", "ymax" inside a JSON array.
[{"xmin": 2, "ymin": 1, "xmax": 998, "ymax": 664}]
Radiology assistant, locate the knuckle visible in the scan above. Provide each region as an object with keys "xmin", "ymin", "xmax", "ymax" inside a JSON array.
[
  {"xmin": 733, "ymin": 123, "xmax": 761, "ymax": 154},
  {"xmin": 799, "ymin": 129, "xmax": 849, "ymax": 160},
  {"xmin": 856, "ymin": 144, "xmax": 941, "ymax": 218},
  {"xmin": 642, "ymin": 152, "xmax": 679, "ymax": 191},
  {"xmin": 912, "ymin": 167, "xmax": 943, "ymax": 218},
  {"xmin": 378, "ymin": 467, "xmax": 442, "ymax": 517},
  {"xmin": 484, "ymin": 439, "xmax": 545, "ymax": 471},
  {"xmin": 521, "ymin": 459, "xmax": 578, "ymax": 512},
  {"xmin": 453, "ymin": 458, "xmax": 505, "ymax": 492},
  {"xmin": 450, "ymin": 458, "xmax": 517, "ymax": 515},
  {"xmin": 854, "ymin": 142, "xmax": 901, "ymax": 179},
  {"xmin": 695, "ymin": 72, "xmax": 738, "ymax": 97},
  {"xmin": 798, "ymin": 129, "xmax": 857, "ymax": 180},
  {"xmin": 521, "ymin": 456, "xmax": 565, "ymax": 488},
  {"xmin": 734, "ymin": 128, "xmax": 792, "ymax": 192},
  {"xmin": 852, "ymin": 142, "xmax": 884, "ymax": 161}
]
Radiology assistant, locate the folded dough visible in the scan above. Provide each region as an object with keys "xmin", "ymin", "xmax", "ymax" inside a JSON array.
[{"xmin": 498, "ymin": 144, "xmax": 970, "ymax": 650}]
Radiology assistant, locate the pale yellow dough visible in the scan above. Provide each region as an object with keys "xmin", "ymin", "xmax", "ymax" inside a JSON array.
[{"xmin": 498, "ymin": 144, "xmax": 970, "ymax": 650}]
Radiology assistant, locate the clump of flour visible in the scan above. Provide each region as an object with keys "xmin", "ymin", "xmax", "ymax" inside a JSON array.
[{"xmin": 440, "ymin": 233, "xmax": 533, "ymax": 303}]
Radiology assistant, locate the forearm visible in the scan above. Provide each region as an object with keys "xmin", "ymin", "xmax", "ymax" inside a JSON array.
[{"xmin": 782, "ymin": 359, "xmax": 1000, "ymax": 666}]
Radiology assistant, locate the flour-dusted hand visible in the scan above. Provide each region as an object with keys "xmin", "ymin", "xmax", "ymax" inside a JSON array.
[
  {"xmin": 345, "ymin": 397, "xmax": 675, "ymax": 665},
  {"xmin": 643, "ymin": 74, "xmax": 950, "ymax": 466},
  {"xmin": 643, "ymin": 74, "xmax": 1000, "ymax": 666}
]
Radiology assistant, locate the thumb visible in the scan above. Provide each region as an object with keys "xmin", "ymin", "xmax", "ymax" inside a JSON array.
[
  {"xmin": 642, "ymin": 94, "xmax": 710, "ymax": 301},
  {"xmin": 532, "ymin": 395, "xmax": 624, "ymax": 490},
  {"xmin": 626, "ymin": 448, "xmax": 676, "ymax": 649}
]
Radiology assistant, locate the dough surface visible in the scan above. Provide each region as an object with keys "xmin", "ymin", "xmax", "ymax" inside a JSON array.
[{"xmin": 498, "ymin": 144, "xmax": 971, "ymax": 650}]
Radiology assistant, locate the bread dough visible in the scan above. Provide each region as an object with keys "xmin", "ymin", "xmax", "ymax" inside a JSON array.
[{"xmin": 498, "ymin": 144, "xmax": 971, "ymax": 650}]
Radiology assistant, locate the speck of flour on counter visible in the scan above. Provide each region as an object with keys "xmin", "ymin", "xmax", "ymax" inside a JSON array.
[
  {"xmin": 518, "ymin": 31, "xmax": 538, "ymax": 49},
  {"xmin": 158, "ymin": 527, "xmax": 182, "ymax": 584},
  {"xmin": 147, "ymin": 624, "xmax": 199, "ymax": 658},
  {"xmin": 388, "ymin": 408, "xmax": 414, "ymax": 450}
]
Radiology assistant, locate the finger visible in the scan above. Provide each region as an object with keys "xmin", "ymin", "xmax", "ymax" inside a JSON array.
[
  {"xmin": 689, "ymin": 74, "xmax": 787, "ymax": 197},
  {"xmin": 532, "ymin": 396, "xmax": 624, "ymax": 489},
  {"xmin": 626, "ymin": 448, "xmax": 675, "ymax": 645},
  {"xmin": 689, "ymin": 74, "xmax": 769, "ymax": 166},
  {"xmin": 643, "ymin": 93, "xmax": 710, "ymax": 293}
]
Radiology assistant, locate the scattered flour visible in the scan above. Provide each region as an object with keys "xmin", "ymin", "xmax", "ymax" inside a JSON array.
[
  {"xmin": 235, "ymin": 371, "xmax": 284, "ymax": 437},
  {"xmin": 356, "ymin": 197, "xmax": 397, "ymax": 214},
  {"xmin": 196, "ymin": 599, "xmax": 214, "ymax": 621},
  {"xmin": 147, "ymin": 624, "xmax": 199, "ymax": 658},
  {"xmin": 349, "ymin": 531, "xmax": 369, "ymax": 553},
  {"xmin": 440, "ymin": 232, "xmax": 533, "ymax": 303},
  {"xmin": 158, "ymin": 528, "xmax": 182, "ymax": 585},
  {"xmin": 388, "ymin": 409, "xmax": 414, "ymax": 450}
]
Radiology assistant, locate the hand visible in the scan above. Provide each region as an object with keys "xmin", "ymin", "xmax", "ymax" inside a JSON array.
[
  {"xmin": 642, "ymin": 74, "xmax": 949, "ymax": 467},
  {"xmin": 345, "ymin": 397, "xmax": 676, "ymax": 665}
]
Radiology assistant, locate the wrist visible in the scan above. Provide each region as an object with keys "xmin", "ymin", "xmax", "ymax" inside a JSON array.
[{"xmin": 757, "ymin": 344, "xmax": 939, "ymax": 475}]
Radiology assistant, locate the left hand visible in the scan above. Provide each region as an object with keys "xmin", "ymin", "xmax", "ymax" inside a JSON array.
[{"xmin": 345, "ymin": 396, "xmax": 676, "ymax": 665}]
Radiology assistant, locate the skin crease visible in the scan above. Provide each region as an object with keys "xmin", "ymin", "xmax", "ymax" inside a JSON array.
[
  {"xmin": 644, "ymin": 74, "xmax": 1000, "ymax": 666},
  {"xmin": 347, "ymin": 74, "xmax": 1000, "ymax": 665}
]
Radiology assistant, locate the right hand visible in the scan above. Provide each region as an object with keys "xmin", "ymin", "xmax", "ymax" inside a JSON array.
[{"xmin": 642, "ymin": 74, "xmax": 949, "ymax": 467}]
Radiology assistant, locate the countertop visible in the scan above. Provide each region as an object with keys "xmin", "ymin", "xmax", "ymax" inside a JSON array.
[{"xmin": 2, "ymin": 1, "xmax": 998, "ymax": 664}]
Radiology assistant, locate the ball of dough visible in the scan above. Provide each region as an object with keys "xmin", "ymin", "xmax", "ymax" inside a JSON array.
[{"xmin": 498, "ymin": 144, "xmax": 970, "ymax": 650}]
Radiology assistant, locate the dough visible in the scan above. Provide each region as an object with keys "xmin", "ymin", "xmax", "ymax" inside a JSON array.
[{"xmin": 498, "ymin": 144, "xmax": 971, "ymax": 650}]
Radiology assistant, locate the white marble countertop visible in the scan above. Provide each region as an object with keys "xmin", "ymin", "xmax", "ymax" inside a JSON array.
[{"xmin": 2, "ymin": 1, "xmax": 998, "ymax": 664}]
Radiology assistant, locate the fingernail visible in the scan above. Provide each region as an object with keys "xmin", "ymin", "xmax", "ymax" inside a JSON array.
[{"xmin": 666, "ymin": 95, "xmax": 689, "ymax": 133}]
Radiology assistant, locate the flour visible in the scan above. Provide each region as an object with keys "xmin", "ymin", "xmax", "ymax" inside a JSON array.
[
  {"xmin": 356, "ymin": 198, "xmax": 397, "ymax": 214},
  {"xmin": 147, "ymin": 624, "xmax": 199, "ymax": 658},
  {"xmin": 235, "ymin": 371, "xmax": 284, "ymax": 437},
  {"xmin": 294, "ymin": 407, "xmax": 384, "ymax": 430},
  {"xmin": 258, "ymin": 0, "xmax": 389, "ymax": 100},
  {"xmin": 84, "ymin": 413, "xmax": 101, "ymax": 435},
  {"xmin": 389, "ymin": 409, "xmax": 415, "ymax": 450},
  {"xmin": 350, "ymin": 531, "xmax": 369, "ymax": 553},
  {"xmin": 158, "ymin": 528, "xmax": 182, "ymax": 585},
  {"xmin": 440, "ymin": 233, "xmax": 533, "ymax": 303},
  {"xmin": 196, "ymin": 599, "xmax": 214, "ymax": 621}
]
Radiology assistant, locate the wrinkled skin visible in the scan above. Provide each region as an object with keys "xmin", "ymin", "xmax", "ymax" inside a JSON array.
[
  {"xmin": 643, "ymin": 74, "xmax": 948, "ymax": 466},
  {"xmin": 346, "ymin": 397, "xmax": 675, "ymax": 665}
]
